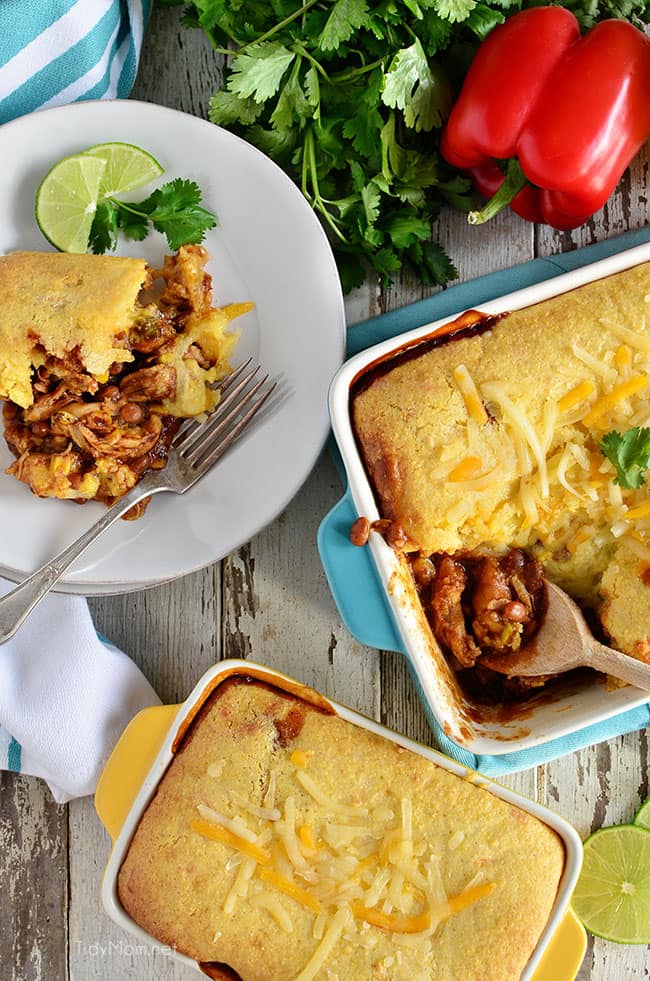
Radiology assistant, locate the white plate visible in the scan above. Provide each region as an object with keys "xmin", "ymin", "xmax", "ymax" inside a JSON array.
[{"xmin": 0, "ymin": 101, "xmax": 346, "ymax": 593}]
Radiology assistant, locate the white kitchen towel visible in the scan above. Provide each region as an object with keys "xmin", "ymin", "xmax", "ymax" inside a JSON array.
[
  {"xmin": 0, "ymin": 578, "xmax": 160, "ymax": 803},
  {"xmin": 0, "ymin": 0, "xmax": 151, "ymax": 124}
]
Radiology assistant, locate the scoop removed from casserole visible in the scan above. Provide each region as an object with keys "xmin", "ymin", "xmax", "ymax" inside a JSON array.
[
  {"xmin": 352, "ymin": 261, "xmax": 650, "ymax": 680},
  {"xmin": 0, "ymin": 247, "xmax": 252, "ymax": 517}
]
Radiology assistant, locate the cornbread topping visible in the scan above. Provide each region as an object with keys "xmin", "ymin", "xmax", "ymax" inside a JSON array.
[
  {"xmin": 0, "ymin": 247, "xmax": 251, "ymax": 516},
  {"xmin": 352, "ymin": 262, "xmax": 650, "ymax": 680},
  {"xmin": 118, "ymin": 677, "xmax": 565, "ymax": 980}
]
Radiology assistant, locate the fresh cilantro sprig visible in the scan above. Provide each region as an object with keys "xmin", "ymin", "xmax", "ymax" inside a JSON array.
[
  {"xmin": 599, "ymin": 428, "xmax": 650, "ymax": 489},
  {"xmin": 89, "ymin": 179, "xmax": 217, "ymax": 254},
  {"xmin": 160, "ymin": 0, "xmax": 648, "ymax": 292}
]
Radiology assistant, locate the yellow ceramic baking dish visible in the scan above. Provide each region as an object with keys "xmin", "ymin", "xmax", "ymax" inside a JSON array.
[{"xmin": 95, "ymin": 660, "xmax": 586, "ymax": 980}]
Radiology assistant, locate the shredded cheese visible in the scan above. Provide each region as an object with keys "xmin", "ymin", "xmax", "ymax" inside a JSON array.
[
  {"xmin": 624, "ymin": 500, "xmax": 650, "ymax": 521},
  {"xmin": 557, "ymin": 380, "xmax": 596, "ymax": 414},
  {"xmin": 482, "ymin": 382, "xmax": 549, "ymax": 498},
  {"xmin": 249, "ymin": 892, "xmax": 293, "ymax": 932},
  {"xmin": 351, "ymin": 903, "xmax": 432, "ymax": 935},
  {"xmin": 557, "ymin": 445, "xmax": 583, "ymax": 500},
  {"xmin": 447, "ymin": 456, "xmax": 483, "ymax": 482},
  {"xmin": 446, "ymin": 881, "xmax": 497, "ymax": 915},
  {"xmin": 602, "ymin": 318, "xmax": 650, "ymax": 355},
  {"xmin": 400, "ymin": 798, "xmax": 413, "ymax": 845},
  {"xmin": 223, "ymin": 855, "xmax": 257, "ymax": 914},
  {"xmin": 615, "ymin": 344, "xmax": 632, "ymax": 371},
  {"xmin": 572, "ymin": 343, "xmax": 616, "ymax": 382},
  {"xmin": 263, "ymin": 770, "xmax": 277, "ymax": 809},
  {"xmin": 363, "ymin": 866, "xmax": 392, "ymax": 908},
  {"xmin": 190, "ymin": 818, "xmax": 271, "ymax": 865},
  {"xmin": 229, "ymin": 789, "xmax": 281, "ymax": 822},
  {"xmin": 277, "ymin": 796, "xmax": 311, "ymax": 872},
  {"xmin": 298, "ymin": 824, "xmax": 320, "ymax": 853},
  {"xmin": 290, "ymin": 749, "xmax": 313, "ymax": 768},
  {"xmin": 197, "ymin": 803, "xmax": 258, "ymax": 842},
  {"xmin": 453, "ymin": 363, "xmax": 489, "ymax": 425},
  {"xmin": 257, "ymin": 867, "xmax": 322, "ymax": 912},
  {"xmin": 581, "ymin": 374, "xmax": 649, "ymax": 427},
  {"xmin": 620, "ymin": 534, "xmax": 650, "ymax": 561},
  {"xmin": 293, "ymin": 907, "xmax": 351, "ymax": 981},
  {"xmin": 566, "ymin": 526, "xmax": 591, "ymax": 554},
  {"xmin": 295, "ymin": 770, "xmax": 368, "ymax": 819}
]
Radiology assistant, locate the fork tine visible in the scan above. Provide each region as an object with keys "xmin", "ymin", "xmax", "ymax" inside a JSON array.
[
  {"xmin": 219, "ymin": 356, "xmax": 254, "ymax": 390},
  {"xmin": 172, "ymin": 356, "xmax": 253, "ymax": 447},
  {"xmin": 189, "ymin": 380, "xmax": 277, "ymax": 470},
  {"xmin": 174, "ymin": 356, "xmax": 253, "ymax": 446},
  {"xmin": 174, "ymin": 362, "xmax": 261, "ymax": 454},
  {"xmin": 181, "ymin": 372, "xmax": 272, "ymax": 467}
]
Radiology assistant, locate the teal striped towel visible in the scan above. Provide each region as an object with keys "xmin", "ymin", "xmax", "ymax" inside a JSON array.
[{"xmin": 0, "ymin": 0, "xmax": 151, "ymax": 124}]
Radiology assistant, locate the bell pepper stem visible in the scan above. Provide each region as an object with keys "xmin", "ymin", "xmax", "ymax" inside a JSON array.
[{"xmin": 468, "ymin": 159, "xmax": 529, "ymax": 225}]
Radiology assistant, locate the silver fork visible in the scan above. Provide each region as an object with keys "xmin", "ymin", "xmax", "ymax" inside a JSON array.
[{"xmin": 0, "ymin": 360, "xmax": 276, "ymax": 645}]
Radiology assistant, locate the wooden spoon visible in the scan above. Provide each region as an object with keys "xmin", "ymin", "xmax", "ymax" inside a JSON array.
[{"xmin": 481, "ymin": 581, "xmax": 650, "ymax": 689}]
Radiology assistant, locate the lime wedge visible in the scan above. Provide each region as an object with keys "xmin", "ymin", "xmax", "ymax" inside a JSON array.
[
  {"xmin": 571, "ymin": 824, "xmax": 650, "ymax": 944},
  {"xmin": 82, "ymin": 141, "xmax": 164, "ymax": 197},
  {"xmin": 35, "ymin": 153, "xmax": 107, "ymax": 253},
  {"xmin": 635, "ymin": 797, "xmax": 650, "ymax": 831}
]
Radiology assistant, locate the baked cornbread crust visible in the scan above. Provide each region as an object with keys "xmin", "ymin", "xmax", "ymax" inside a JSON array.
[
  {"xmin": 353, "ymin": 262, "xmax": 650, "ymax": 659},
  {"xmin": 118, "ymin": 677, "xmax": 564, "ymax": 981},
  {"xmin": 0, "ymin": 251, "xmax": 147, "ymax": 409}
]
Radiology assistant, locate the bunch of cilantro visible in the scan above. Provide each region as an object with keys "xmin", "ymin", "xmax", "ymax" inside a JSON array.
[{"xmin": 161, "ymin": 0, "xmax": 650, "ymax": 292}]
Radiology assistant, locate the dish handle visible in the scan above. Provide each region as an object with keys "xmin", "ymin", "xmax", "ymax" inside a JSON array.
[
  {"xmin": 317, "ymin": 489, "xmax": 404, "ymax": 653},
  {"xmin": 530, "ymin": 907, "xmax": 587, "ymax": 981},
  {"xmin": 95, "ymin": 703, "xmax": 180, "ymax": 843}
]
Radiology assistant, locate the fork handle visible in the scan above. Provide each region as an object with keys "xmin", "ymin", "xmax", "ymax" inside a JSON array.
[{"xmin": 0, "ymin": 482, "xmax": 159, "ymax": 646}]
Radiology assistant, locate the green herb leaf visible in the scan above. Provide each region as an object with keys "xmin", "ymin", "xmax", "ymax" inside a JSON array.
[
  {"xmin": 209, "ymin": 89, "xmax": 265, "ymax": 126},
  {"xmin": 89, "ymin": 179, "xmax": 218, "ymax": 254},
  {"xmin": 433, "ymin": 0, "xmax": 478, "ymax": 24},
  {"xmin": 139, "ymin": 179, "xmax": 218, "ymax": 251},
  {"xmin": 318, "ymin": 0, "xmax": 369, "ymax": 51},
  {"xmin": 465, "ymin": 3, "xmax": 505, "ymax": 38},
  {"xmin": 599, "ymin": 427, "xmax": 650, "ymax": 489},
  {"xmin": 117, "ymin": 207, "xmax": 150, "ymax": 243},
  {"xmin": 89, "ymin": 200, "xmax": 119, "ymax": 254},
  {"xmin": 382, "ymin": 39, "xmax": 447, "ymax": 132},
  {"xmin": 229, "ymin": 43, "xmax": 296, "ymax": 103}
]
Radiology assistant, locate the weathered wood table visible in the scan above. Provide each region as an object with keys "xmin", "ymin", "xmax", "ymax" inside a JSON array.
[{"xmin": 1, "ymin": 8, "xmax": 648, "ymax": 980}]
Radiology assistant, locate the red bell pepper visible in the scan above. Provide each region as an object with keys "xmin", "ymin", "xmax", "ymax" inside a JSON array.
[{"xmin": 440, "ymin": 7, "xmax": 650, "ymax": 230}]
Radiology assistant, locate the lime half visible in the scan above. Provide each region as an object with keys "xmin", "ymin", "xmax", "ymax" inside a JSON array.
[
  {"xmin": 634, "ymin": 798, "xmax": 650, "ymax": 831},
  {"xmin": 571, "ymin": 824, "xmax": 650, "ymax": 944},
  {"xmin": 35, "ymin": 153, "xmax": 107, "ymax": 253},
  {"xmin": 82, "ymin": 141, "xmax": 163, "ymax": 197}
]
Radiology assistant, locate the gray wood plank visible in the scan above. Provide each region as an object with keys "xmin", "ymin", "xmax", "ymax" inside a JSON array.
[
  {"xmin": 0, "ymin": 773, "xmax": 68, "ymax": 981},
  {"xmin": 28, "ymin": 6, "xmax": 650, "ymax": 981},
  {"xmin": 221, "ymin": 410, "xmax": 381, "ymax": 723},
  {"xmin": 132, "ymin": 6, "xmax": 222, "ymax": 118}
]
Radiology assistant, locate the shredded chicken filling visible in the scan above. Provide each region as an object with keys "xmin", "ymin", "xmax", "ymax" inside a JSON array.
[
  {"xmin": 409, "ymin": 547, "xmax": 554, "ymax": 698},
  {"xmin": 2, "ymin": 246, "xmax": 242, "ymax": 519}
]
